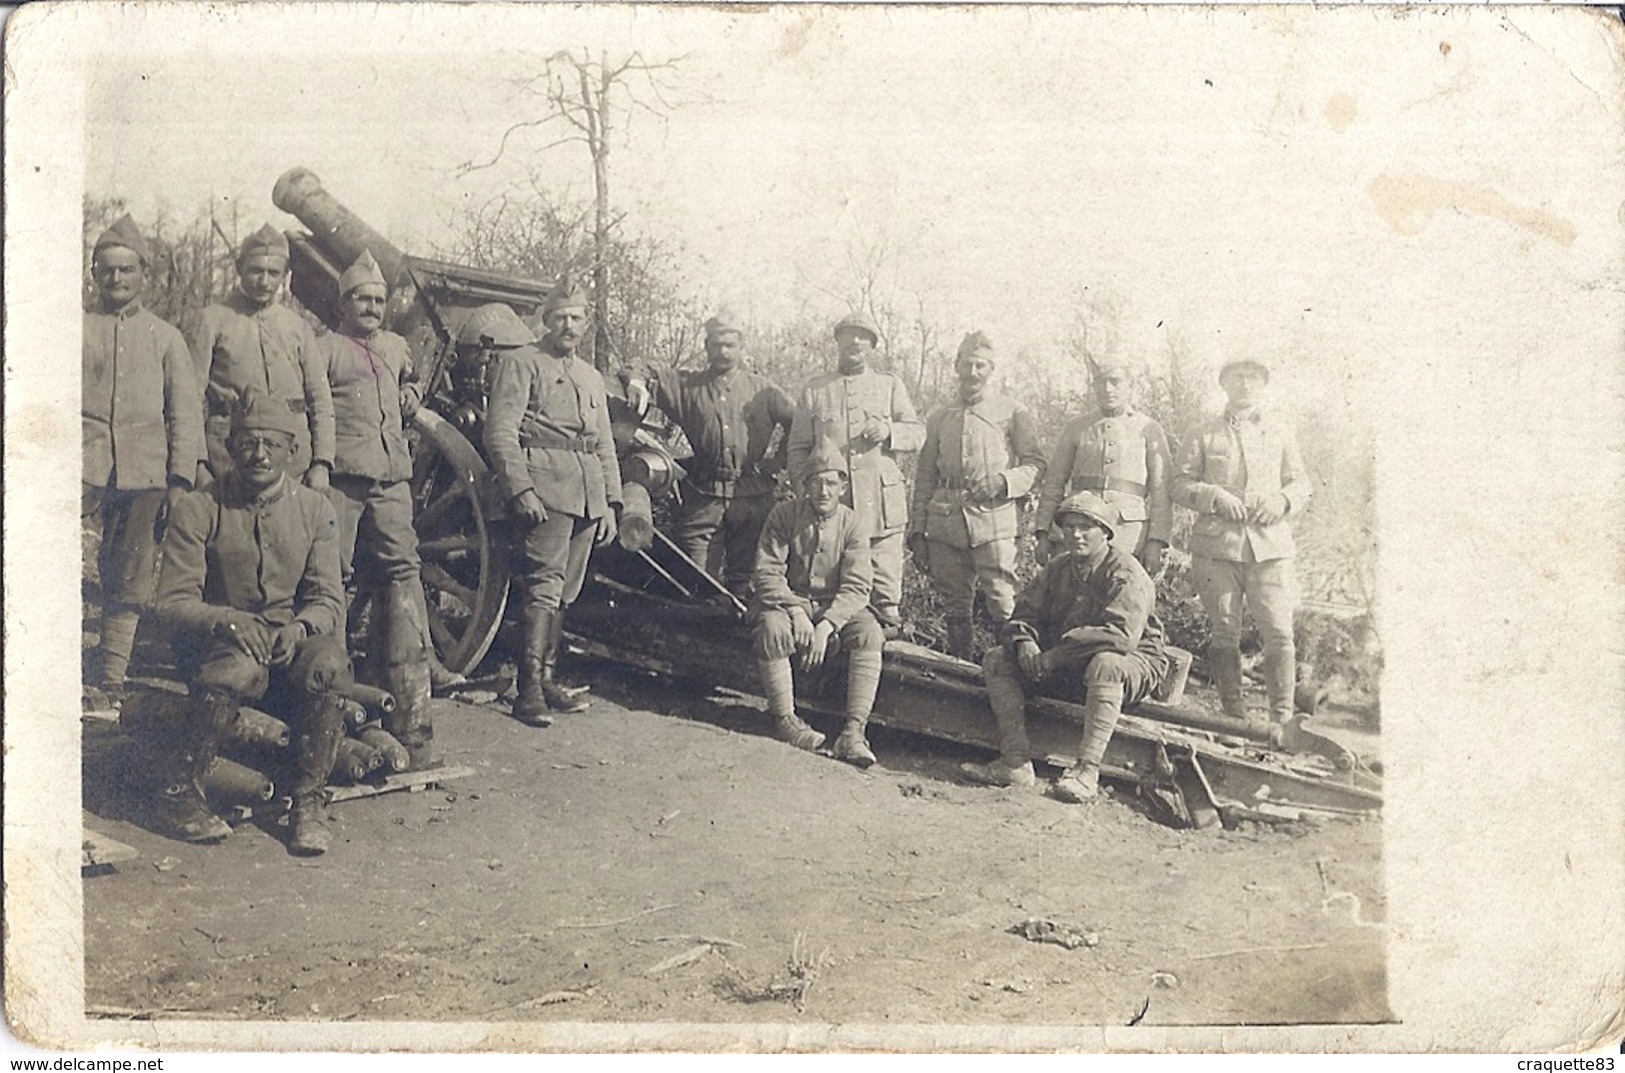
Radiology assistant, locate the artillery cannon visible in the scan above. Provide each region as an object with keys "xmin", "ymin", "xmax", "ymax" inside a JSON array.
[{"xmin": 273, "ymin": 166, "xmax": 1380, "ymax": 828}]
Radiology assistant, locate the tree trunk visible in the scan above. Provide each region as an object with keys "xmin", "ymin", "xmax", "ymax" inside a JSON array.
[{"xmin": 589, "ymin": 55, "xmax": 613, "ymax": 373}]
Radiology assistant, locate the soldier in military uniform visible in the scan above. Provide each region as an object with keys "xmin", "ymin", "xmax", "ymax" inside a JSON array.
[
  {"xmin": 1172, "ymin": 355, "xmax": 1311, "ymax": 724},
  {"xmin": 317, "ymin": 250, "xmax": 440, "ymax": 767},
  {"xmin": 82, "ymin": 215, "xmax": 206, "ymax": 708},
  {"xmin": 483, "ymin": 283, "xmax": 624, "ymax": 725},
  {"xmin": 786, "ymin": 311, "xmax": 924, "ymax": 634},
  {"xmin": 907, "ymin": 331, "xmax": 1046, "ymax": 659},
  {"xmin": 623, "ymin": 309, "xmax": 795, "ymax": 597},
  {"xmin": 151, "ymin": 388, "xmax": 348, "ymax": 854},
  {"xmin": 189, "ymin": 224, "xmax": 334, "ymax": 489},
  {"xmin": 752, "ymin": 443, "xmax": 886, "ymax": 767},
  {"xmin": 961, "ymin": 492, "xmax": 1170, "ymax": 803},
  {"xmin": 1034, "ymin": 354, "xmax": 1173, "ymax": 573}
]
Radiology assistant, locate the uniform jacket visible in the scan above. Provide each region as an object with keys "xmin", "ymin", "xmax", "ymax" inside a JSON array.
[
  {"xmin": 911, "ymin": 394, "xmax": 1046, "ymax": 549},
  {"xmin": 637, "ymin": 361, "xmax": 794, "ymax": 499},
  {"xmin": 787, "ymin": 366, "xmax": 925, "ymax": 538},
  {"xmin": 154, "ymin": 471, "xmax": 344, "ymax": 639},
  {"xmin": 752, "ymin": 499, "xmax": 873, "ymax": 631},
  {"xmin": 189, "ymin": 291, "xmax": 335, "ymax": 468},
  {"xmin": 83, "ymin": 300, "xmax": 204, "ymax": 490},
  {"xmin": 319, "ymin": 327, "xmax": 420, "ymax": 483},
  {"xmin": 1172, "ymin": 407, "xmax": 1312, "ymax": 562},
  {"xmin": 1001, "ymin": 545, "xmax": 1167, "ymax": 674},
  {"xmin": 1035, "ymin": 408, "xmax": 1173, "ymax": 549},
  {"xmin": 484, "ymin": 341, "xmax": 623, "ymax": 520}
]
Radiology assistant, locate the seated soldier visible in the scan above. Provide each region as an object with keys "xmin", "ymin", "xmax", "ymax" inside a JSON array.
[
  {"xmin": 960, "ymin": 491, "xmax": 1170, "ymax": 802},
  {"xmin": 751, "ymin": 444, "xmax": 886, "ymax": 768},
  {"xmin": 151, "ymin": 387, "xmax": 349, "ymax": 854}
]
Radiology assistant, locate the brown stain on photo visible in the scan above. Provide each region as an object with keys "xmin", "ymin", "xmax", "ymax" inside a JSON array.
[
  {"xmin": 1367, "ymin": 173, "xmax": 1577, "ymax": 247},
  {"xmin": 1323, "ymin": 92, "xmax": 1357, "ymax": 133}
]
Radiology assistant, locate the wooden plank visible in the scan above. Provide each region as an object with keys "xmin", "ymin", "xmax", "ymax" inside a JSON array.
[
  {"xmin": 82, "ymin": 829, "xmax": 139, "ymax": 870},
  {"xmin": 323, "ymin": 765, "xmax": 474, "ymax": 804}
]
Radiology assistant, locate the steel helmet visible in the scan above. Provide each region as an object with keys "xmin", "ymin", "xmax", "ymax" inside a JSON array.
[
  {"xmin": 1053, "ymin": 491, "xmax": 1117, "ymax": 540},
  {"xmin": 457, "ymin": 303, "xmax": 534, "ymax": 349},
  {"xmin": 832, "ymin": 310, "xmax": 880, "ymax": 344}
]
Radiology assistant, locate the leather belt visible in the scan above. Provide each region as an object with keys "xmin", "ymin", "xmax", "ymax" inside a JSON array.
[
  {"xmin": 520, "ymin": 428, "xmax": 599, "ymax": 453},
  {"xmin": 1074, "ymin": 476, "xmax": 1147, "ymax": 497}
]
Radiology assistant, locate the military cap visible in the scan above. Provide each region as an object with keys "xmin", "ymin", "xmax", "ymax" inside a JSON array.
[
  {"xmin": 1053, "ymin": 491, "xmax": 1117, "ymax": 540},
  {"xmin": 92, "ymin": 214, "xmax": 151, "ymax": 265},
  {"xmin": 457, "ymin": 302, "xmax": 534, "ymax": 349},
  {"xmin": 956, "ymin": 330, "xmax": 997, "ymax": 363},
  {"xmin": 804, "ymin": 441, "xmax": 848, "ymax": 480},
  {"xmin": 832, "ymin": 310, "xmax": 880, "ymax": 343},
  {"xmin": 230, "ymin": 385, "xmax": 302, "ymax": 438},
  {"xmin": 1090, "ymin": 353, "xmax": 1141, "ymax": 377},
  {"xmin": 1218, "ymin": 356, "xmax": 1271, "ymax": 383},
  {"xmin": 339, "ymin": 249, "xmax": 387, "ymax": 297},
  {"xmin": 705, "ymin": 307, "xmax": 745, "ymax": 339},
  {"xmin": 239, "ymin": 223, "xmax": 290, "ymax": 263},
  {"xmin": 541, "ymin": 274, "xmax": 589, "ymax": 316}
]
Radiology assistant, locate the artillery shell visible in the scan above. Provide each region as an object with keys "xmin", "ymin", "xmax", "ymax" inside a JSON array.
[
  {"xmin": 341, "ymin": 681, "xmax": 397, "ymax": 714},
  {"xmin": 356, "ymin": 727, "xmax": 411, "ymax": 773},
  {"xmin": 332, "ymin": 737, "xmax": 383, "ymax": 783},
  {"xmin": 202, "ymin": 756, "xmax": 275, "ymax": 803},
  {"xmin": 228, "ymin": 706, "xmax": 292, "ymax": 750}
]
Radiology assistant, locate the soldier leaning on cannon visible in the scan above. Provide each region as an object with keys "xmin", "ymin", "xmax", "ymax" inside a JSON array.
[
  {"xmin": 1034, "ymin": 353, "xmax": 1173, "ymax": 575},
  {"xmin": 623, "ymin": 309, "xmax": 795, "ymax": 599},
  {"xmin": 1172, "ymin": 354, "xmax": 1311, "ymax": 726},
  {"xmin": 82, "ymin": 215, "xmax": 206, "ymax": 708},
  {"xmin": 189, "ymin": 224, "xmax": 334, "ymax": 489},
  {"xmin": 787, "ymin": 311, "xmax": 925, "ymax": 637},
  {"xmin": 751, "ymin": 442, "xmax": 886, "ymax": 768},
  {"xmin": 961, "ymin": 492, "xmax": 1170, "ymax": 803},
  {"xmin": 150, "ymin": 388, "xmax": 349, "ymax": 854},
  {"xmin": 483, "ymin": 281, "xmax": 625, "ymax": 726},
  {"xmin": 907, "ymin": 331, "xmax": 1046, "ymax": 659}
]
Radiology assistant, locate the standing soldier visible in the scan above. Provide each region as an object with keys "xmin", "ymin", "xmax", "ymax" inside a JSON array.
[
  {"xmin": 82, "ymin": 215, "xmax": 206, "ymax": 707},
  {"xmin": 906, "ymin": 331, "xmax": 1046, "ymax": 659},
  {"xmin": 189, "ymin": 223, "xmax": 334, "ymax": 489},
  {"xmin": 316, "ymin": 250, "xmax": 440, "ymax": 768},
  {"xmin": 1171, "ymin": 355, "xmax": 1311, "ymax": 725},
  {"xmin": 1034, "ymin": 354, "xmax": 1173, "ymax": 574},
  {"xmin": 151, "ymin": 388, "xmax": 348, "ymax": 854},
  {"xmin": 623, "ymin": 309, "xmax": 794, "ymax": 598},
  {"xmin": 787, "ymin": 311, "xmax": 924, "ymax": 635},
  {"xmin": 483, "ymin": 282, "xmax": 624, "ymax": 726}
]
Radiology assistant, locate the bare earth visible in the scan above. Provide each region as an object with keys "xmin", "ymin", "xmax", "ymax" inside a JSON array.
[{"xmin": 83, "ymin": 662, "xmax": 1387, "ymax": 1030}]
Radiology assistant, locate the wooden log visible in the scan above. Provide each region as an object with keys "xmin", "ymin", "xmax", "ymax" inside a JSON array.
[
  {"xmin": 618, "ymin": 482, "xmax": 655, "ymax": 552},
  {"xmin": 323, "ymin": 765, "xmax": 475, "ymax": 804}
]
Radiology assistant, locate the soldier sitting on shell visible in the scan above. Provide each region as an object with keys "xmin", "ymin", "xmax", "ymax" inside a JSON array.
[
  {"xmin": 150, "ymin": 387, "xmax": 350, "ymax": 854},
  {"xmin": 751, "ymin": 443, "xmax": 886, "ymax": 768},
  {"xmin": 961, "ymin": 491, "xmax": 1171, "ymax": 803}
]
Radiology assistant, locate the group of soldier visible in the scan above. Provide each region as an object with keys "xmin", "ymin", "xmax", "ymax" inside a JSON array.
[{"xmin": 83, "ymin": 210, "xmax": 1309, "ymax": 855}]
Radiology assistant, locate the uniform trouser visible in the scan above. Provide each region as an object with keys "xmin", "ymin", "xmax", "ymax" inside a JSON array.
[
  {"xmin": 205, "ymin": 411, "xmax": 313, "ymax": 483},
  {"xmin": 869, "ymin": 531, "xmax": 906, "ymax": 628},
  {"xmin": 671, "ymin": 488, "xmax": 773, "ymax": 596},
  {"xmin": 752, "ymin": 608, "xmax": 885, "ymax": 661},
  {"xmin": 82, "ymin": 484, "xmax": 166, "ymax": 686},
  {"xmin": 515, "ymin": 512, "xmax": 597, "ymax": 612},
  {"xmin": 924, "ymin": 537, "xmax": 1019, "ymax": 623},
  {"xmin": 1191, "ymin": 554, "xmax": 1297, "ymax": 720},
  {"xmin": 981, "ymin": 646, "xmax": 1158, "ymax": 766},
  {"xmin": 753, "ymin": 608, "xmax": 885, "ymax": 722},
  {"xmin": 326, "ymin": 475, "xmax": 421, "ymax": 587}
]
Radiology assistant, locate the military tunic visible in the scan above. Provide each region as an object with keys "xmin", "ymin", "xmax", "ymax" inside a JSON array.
[
  {"xmin": 751, "ymin": 498, "xmax": 882, "ymax": 661},
  {"xmin": 1035, "ymin": 408, "xmax": 1173, "ymax": 557},
  {"xmin": 189, "ymin": 292, "xmax": 335, "ymax": 480}
]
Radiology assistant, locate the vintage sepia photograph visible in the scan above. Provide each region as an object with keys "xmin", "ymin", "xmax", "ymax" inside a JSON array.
[{"xmin": 5, "ymin": 0, "xmax": 1622, "ymax": 1054}]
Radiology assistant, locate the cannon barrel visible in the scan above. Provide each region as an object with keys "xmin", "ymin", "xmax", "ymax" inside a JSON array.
[{"xmin": 273, "ymin": 166, "xmax": 410, "ymax": 285}]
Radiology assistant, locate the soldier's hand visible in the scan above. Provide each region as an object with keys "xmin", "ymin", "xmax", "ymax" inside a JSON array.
[
  {"xmin": 304, "ymin": 464, "xmax": 331, "ymax": 493},
  {"xmin": 970, "ymin": 473, "xmax": 1007, "ymax": 502},
  {"xmin": 1213, "ymin": 490, "xmax": 1248, "ymax": 522},
  {"xmin": 1139, "ymin": 539, "xmax": 1167, "ymax": 575},
  {"xmin": 1015, "ymin": 639, "xmax": 1045, "ymax": 681},
  {"xmin": 216, "ymin": 612, "xmax": 274, "ymax": 664},
  {"xmin": 194, "ymin": 462, "xmax": 214, "ymax": 490},
  {"xmin": 269, "ymin": 622, "xmax": 307, "ymax": 667},
  {"xmin": 789, "ymin": 608, "xmax": 816, "ymax": 652},
  {"xmin": 857, "ymin": 416, "xmax": 891, "ymax": 445},
  {"xmin": 801, "ymin": 620, "xmax": 837, "ymax": 673},
  {"xmin": 906, "ymin": 531, "xmax": 930, "ymax": 570},
  {"xmin": 595, "ymin": 508, "xmax": 618, "ymax": 548},
  {"xmin": 1248, "ymin": 493, "xmax": 1287, "ymax": 526},
  {"xmin": 513, "ymin": 489, "xmax": 548, "ymax": 527},
  {"xmin": 400, "ymin": 386, "xmax": 422, "ymax": 423},
  {"xmin": 626, "ymin": 378, "xmax": 651, "ymax": 418}
]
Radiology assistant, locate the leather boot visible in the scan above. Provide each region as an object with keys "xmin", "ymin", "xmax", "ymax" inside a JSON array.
[
  {"xmin": 1208, "ymin": 642, "xmax": 1247, "ymax": 719},
  {"xmin": 287, "ymin": 694, "xmax": 345, "ymax": 856},
  {"xmin": 546, "ymin": 609, "xmax": 591, "ymax": 700},
  {"xmin": 1262, "ymin": 637, "xmax": 1297, "ymax": 725},
  {"xmin": 411, "ymin": 582, "xmax": 468, "ymax": 695},
  {"xmin": 944, "ymin": 615, "xmax": 975, "ymax": 661},
  {"xmin": 382, "ymin": 579, "xmax": 437, "ymax": 769},
  {"xmin": 152, "ymin": 688, "xmax": 236, "ymax": 843},
  {"xmin": 542, "ymin": 608, "xmax": 589, "ymax": 713},
  {"xmin": 513, "ymin": 604, "xmax": 555, "ymax": 727},
  {"xmin": 759, "ymin": 656, "xmax": 823, "ymax": 751}
]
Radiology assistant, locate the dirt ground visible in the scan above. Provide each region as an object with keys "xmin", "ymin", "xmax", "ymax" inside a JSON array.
[{"xmin": 81, "ymin": 656, "xmax": 1388, "ymax": 1031}]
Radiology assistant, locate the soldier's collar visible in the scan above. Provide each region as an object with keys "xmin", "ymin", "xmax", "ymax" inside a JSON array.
[
  {"xmin": 1225, "ymin": 405, "xmax": 1264, "ymax": 425},
  {"xmin": 224, "ymin": 470, "xmax": 291, "ymax": 509},
  {"xmin": 98, "ymin": 297, "xmax": 144, "ymax": 319},
  {"xmin": 1097, "ymin": 404, "xmax": 1134, "ymax": 418}
]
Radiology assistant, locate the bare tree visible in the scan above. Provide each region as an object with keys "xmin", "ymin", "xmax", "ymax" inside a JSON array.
[{"xmin": 458, "ymin": 49, "xmax": 688, "ymax": 372}]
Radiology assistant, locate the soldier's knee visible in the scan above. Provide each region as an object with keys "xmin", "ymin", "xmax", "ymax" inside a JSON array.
[
  {"xmin": 291, "ymin": 635, "xmax": 351, "ymax": 695},
  {"xmin": 1084, "ymin": 652, "xmax": 1131, "ymax": 687},
  {"xmin": 983, "ymin": 646, "xmax": 1016, "ymax": 680},
  {"xmin": 840, "ymin": 615, "xmax": 885, "ymax": 653},
  {"xmin": 754, "ymin": 613, "xmax": 795, "ymax": 661},
  {"xmin": 195, "ymin": 653, "xmax": 266, "ymax": 698}
]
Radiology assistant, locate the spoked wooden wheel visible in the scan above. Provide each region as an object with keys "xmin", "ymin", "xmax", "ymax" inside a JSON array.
[{"xmin": 409, "ymin": 410, "xmax": 511, "ymax": 674}]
